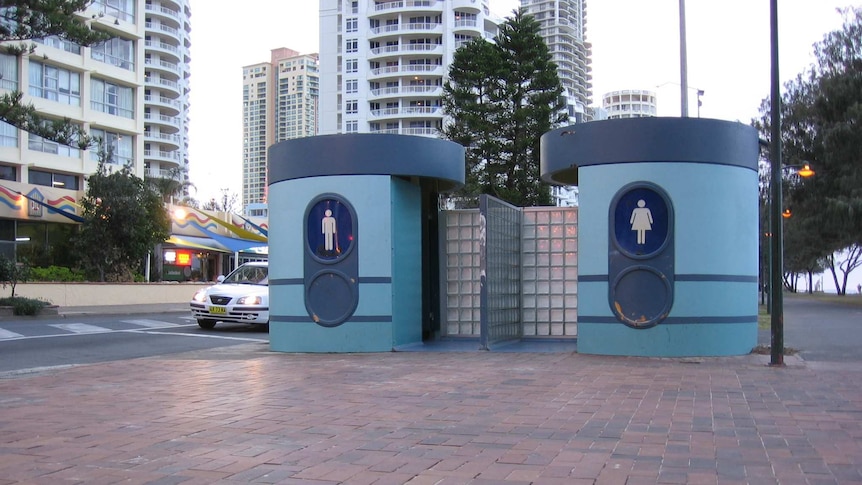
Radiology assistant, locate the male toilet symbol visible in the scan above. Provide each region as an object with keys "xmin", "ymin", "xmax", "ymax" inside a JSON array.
[
  {"xmin": 630, "ymin": 199, "xmax": 653, "ymax": 245},
  {"xmin": 322, "ymin": 209, "xmax": 337, "ymax": 252}
]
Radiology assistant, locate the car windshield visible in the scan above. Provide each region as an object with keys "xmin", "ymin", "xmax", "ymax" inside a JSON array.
[{"xmin": 224, "ymin": 265, "xmax": 268, "ymax": 285}]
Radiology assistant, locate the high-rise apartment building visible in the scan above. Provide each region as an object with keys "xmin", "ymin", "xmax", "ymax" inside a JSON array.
[
  {"xmin": 0, "ymin": 1, "xmax": 191, "ymax": 260},
  {"xmin": 603, "ymin": 90, "xmax": 657, "ymax": 119},
  {"xmin": 318, "ymin": 0, "xmax": 500, "ymax": 136},
  {"xmin": 144, "ymin": 0, "xmax": 192, "ymax": 193},
  {"xmin": 242, "ymin": 48, "xmax": 319, "ymax": 209},
  {"xmin": 520, "ymin": 0, "xmax": 592, "ymax": 123}
]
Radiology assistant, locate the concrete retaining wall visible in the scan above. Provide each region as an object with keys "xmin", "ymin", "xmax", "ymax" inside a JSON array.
[{"xmin": 11, "ymin": 283, "xmax": 211, "ymax": 307}]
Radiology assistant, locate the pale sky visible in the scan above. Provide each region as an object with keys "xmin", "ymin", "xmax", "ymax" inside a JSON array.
[{"xmin": 187, "ymin": 0, "xmax": 854, "ymax": 205}]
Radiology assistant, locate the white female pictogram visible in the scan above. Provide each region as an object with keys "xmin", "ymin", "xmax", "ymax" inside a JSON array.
[
  {"xmin": 630, "ymin": 199, "xmax": 653, "ymax": 245},
  {"xmin": 322, "ymin": 209, "xmax": 337, "ymax": 251}
]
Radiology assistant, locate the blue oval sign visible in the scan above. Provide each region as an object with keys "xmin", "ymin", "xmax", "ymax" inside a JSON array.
[{"xmin": 612, "ymin": 186, "xmax": 670, "ymax": 258}]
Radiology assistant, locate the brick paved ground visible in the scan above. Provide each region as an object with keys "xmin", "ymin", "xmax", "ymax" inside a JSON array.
[{"xmin": 1, "ymin": 344, "xmax": 861, "ymax": 484}]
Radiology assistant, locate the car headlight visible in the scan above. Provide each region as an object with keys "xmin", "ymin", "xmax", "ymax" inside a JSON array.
[
  {"xmin": 237, "ymin": 296, "xmax": 262, "ymax": 305},
  {"xmin": 192, "ymin": 289, "xmax": 207, "ymax": 303}
]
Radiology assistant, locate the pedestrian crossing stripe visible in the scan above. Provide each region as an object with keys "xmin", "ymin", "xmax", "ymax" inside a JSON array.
[
  {"xmin": 121, "ymin": 319, "xmax": 179, "ymax": 328},
  {"xmin": 0, "ymin": 328, "xmax": 23, "ymax": 339},
  {"xmin": 50, "ymin": 323, "xmax": 112, "ymax": 334},
  {"xmin": 0, "ymin": 319, "xmax": 196, "ymax": 341}
]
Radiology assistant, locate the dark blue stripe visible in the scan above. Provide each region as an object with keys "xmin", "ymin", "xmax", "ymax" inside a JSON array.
[
  {"xmin": 579, "ymin": 275, "xmax": 608, "ymax": 282},
  {"xmin": 271, "ymin": 315, "xmax": 393, "ymax": 323},
  {"xmin": 578, "ymin": 274, "xmax": 757, "ymax": 283},
  {"xmin": 579, "ymin": 315, "xmax": 757, "ymax": 324},
  {"xmin": 270, "ymin": 277, "xmax": 393, "ymax": 286},
  {"xmin": 676, "ymin": 274, "xmax": 758, "ymax": 283},
  {"xmin": 358, "ymin": 276, "xmax": 392, "ymax": 283},
  {"xmin": 270, "ymin": 278, "xmax": 304, "ymax": 286}
]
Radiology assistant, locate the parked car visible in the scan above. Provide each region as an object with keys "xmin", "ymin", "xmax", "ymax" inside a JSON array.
[{"xmin": 189, "ymin": 262, "xmax": 269, "ymax": 329}]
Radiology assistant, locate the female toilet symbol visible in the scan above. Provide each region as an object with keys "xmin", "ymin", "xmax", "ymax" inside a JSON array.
[{"xmin": 630, "ymin": 199, "xmax": 653, "ymax": 245}]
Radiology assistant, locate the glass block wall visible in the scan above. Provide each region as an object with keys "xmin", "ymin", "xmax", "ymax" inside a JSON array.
[
  {"xmin": 521, "ymin": 208, "xmax": 578, "ymax": 336},
  {"xmin": 481, "ymin": 196, "xmax": 523, "ymax": 347},
  {"xmin": 442, "ymin": 210, "xmax": 481, "ymax": 336},
  {"xmin": 441, "ymin": 206, "xmax": 578, "ymax": 339}
]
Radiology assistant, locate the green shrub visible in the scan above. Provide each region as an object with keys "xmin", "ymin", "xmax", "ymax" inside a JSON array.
[
  {"xmin": 0, "ymin": 296, "xmax": 49, "ymax": 315},
  {"xmin": 30, "ymin": 266, "xmax": 87, "ymax": 282}
]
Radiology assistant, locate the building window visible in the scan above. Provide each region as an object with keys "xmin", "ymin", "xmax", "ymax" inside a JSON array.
[
  {"xmin": 345, "ymin": 120, "xmax": 358, "ymax": 133},
  {"xmin": 0, "ymin": 165, "xmax": 15, "ymax": 181},
  {"xmin": 345, "ymin": 100, "xmax": 358, "ymax": 114},
  {"xmin": 28, "ymin": 169, "xmax": 79, "ymax": 190},
  {"xmin": 345, "ymin": 39, "xmax": 358, "ymax": 53},
  {"xmin": 90, "ymin": 78, "xmax": 134, "ymax": 118},
  {"xmin": 35, "ymin": 35, "xmax": 81, "ymax": 54},
  {"xmin": 28, "ymin": 132, "xmax": 80, "ymax": 158},
  {"xmin": 0, "ymin": 121, "xmax": 16, "ymax": 147},
  {"xmin": 345, "ymin": 59, "xmax": 358, "ymax": 73},
  {"xmin": 345, "ymin": 79, "xmax": 358, "ymax": 93},
  {"xmin": 0, "ymin": 53, "xmax": 17, "ymax": 90},
  {"xmin": 92, "ymin": 0, "xmax": 136, "ymax": 22},
  {"xmin": 346, "ymin": 18, "xmax": 358, "ymax": 32},
  {"xmin": 91, "ymin": 36, "xmax": 134, "ymax": 71},
  {"xmin": 90, "ymin": 128, "xmax": 132, "ymax": 165},
  {"xmin": 28, "ymin": 61, "xmax": 81, "ymax": 106}
]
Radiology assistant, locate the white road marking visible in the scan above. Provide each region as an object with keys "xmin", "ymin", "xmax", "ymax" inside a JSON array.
[
  {"xmin": 0, "ymin": 328, "xmax": 24, "ymax": 340},
  {"xmin": 132, "ymin": 330, "xmax": 265, "ymax": 342},
  {"xmin": 49, "ymin": 323, "xmax": 112, "ymax": 334},
  {"xmin": 121, "ymin": 319, "xmax": 180, "ymax": 328}
]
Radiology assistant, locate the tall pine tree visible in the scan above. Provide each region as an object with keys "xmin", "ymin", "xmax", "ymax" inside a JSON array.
[{"xmin": 443, "ymin": 9, "xmax": 565, "ymax": 207}]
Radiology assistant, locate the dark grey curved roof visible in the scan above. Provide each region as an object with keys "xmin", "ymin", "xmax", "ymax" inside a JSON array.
[
  {"xmin": 268, "ymin": 134, "xmax": 465, "ymax": 192},
  {"xmin": 541, "ymin": 117, "xmax": 760, "ymax": 186}
]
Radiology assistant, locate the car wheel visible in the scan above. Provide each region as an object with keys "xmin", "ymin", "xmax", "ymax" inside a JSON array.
[{"xmin": 197, "ymin": 319, "xmax": 217, "ymax": 329}]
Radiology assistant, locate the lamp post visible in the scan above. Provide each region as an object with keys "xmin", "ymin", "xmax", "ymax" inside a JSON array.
[
  {"xmin": 769, "ymin": 0, "xmax": 784, "ymax": 366},
  {"xmin": 679, "ymin": 0, "xmax": 689, "ymax": 117}
]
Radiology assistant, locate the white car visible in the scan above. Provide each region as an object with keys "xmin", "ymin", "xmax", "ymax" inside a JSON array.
[{"xmin": 190, "ymin": 262, "xmax": 269, "ymax": 329}]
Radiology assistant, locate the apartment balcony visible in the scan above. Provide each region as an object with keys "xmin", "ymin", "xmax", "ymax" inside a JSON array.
[
  {"xmin": 144, "ymin": 76, "xmax": 182, "ymax": 98},
  {"xmin": 145, "ymin": 2, "xmax": 182, "ymax": 24},
  {"xmin": 143, "ymin": 149, "xmax": 181, "ymax": 165},
  {"xmin": 452, "ymin": 19, "xmax": 480, "ymax": 35},
  {"xmin": 144, "ymin": 94, "xmax": 181, "ymax": 116},
  {"xmin": 368, "ymin": 43, "xmax": 443, "ymax": 61},
  {"xmin": 368, "ymin": 22, "xmax": 443, "ymax": 40},
  {"xmin": 145, "ymin": 21, "xmax": 184, "ymax": 45},
  {"xmin": 369, "ymin": 85, "xmax": 443, "ymax": 100},
  {"xmin": 368, "ymin": 0, "xmax": 443, "ymax": 18},
  {"xmin": 369, "ymin": 106, "xmax": 443, "ymax": 120},
  {"xmin": 145, "ymin": 167, "xmax": 183, "ymax": 180},
  {"xmin": 143, "ymin": 56, "xmax": 182, "ymax": 80},
  {"xmin": 143, "ymin": 40, "xmax": 182, "ymax": 64},
  {"xmin": 368, "ymin": 64, "xmax": 444, "ymax": 80},
  {"xmin": 452, "ymin": 0, "xmax": 482, "ymax": 13},
  {"xmin": 144, "ymin": 130, "xmax": 181, "ymax": 150},
  {"xmin": 143, "ymin": 112, "xmax": 181, "ymax": 133}
]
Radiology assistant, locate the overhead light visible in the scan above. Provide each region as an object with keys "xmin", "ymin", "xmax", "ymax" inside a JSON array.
[
  {"xmin": 797, "ymin": 163, "xmax": 815, "ymax": 178},
  {"xmin": 52, "ymin": 181, "xmax": 65, "ymax": 187},
  {"xmin": 15, "ymin": 237, "xmax": 30, "ymax": 242}
]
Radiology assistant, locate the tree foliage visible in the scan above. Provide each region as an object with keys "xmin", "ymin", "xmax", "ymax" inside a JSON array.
[
  {"xmin": 72, "ymin": 154, "xmax": 171, "ymax": 282},
  {"xmin": 442, "ymin": 9, "xmax": 566, "ymax": 207},
  {"xmin": 201, "ymin": 188, "xmax": 239, "ymax": 213},
  {"xmin": 0, "ymin": 1, "xmax": 111, "ymax": 147},
  {"xmin": 755, "ymin": 7, "xmax": 862, "ymax": 294}
]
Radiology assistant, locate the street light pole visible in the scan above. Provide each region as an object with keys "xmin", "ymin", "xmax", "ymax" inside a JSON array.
[
  {"xmin": 769, "ymin": 0, "xmax": 784, "ymax": 366},
  {"xmin": 679, "ymin": 0, "xmax": 689, "ymax": 117}
]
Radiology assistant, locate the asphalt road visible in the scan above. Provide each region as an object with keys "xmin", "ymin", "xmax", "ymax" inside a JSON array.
[
  {"xmin": 761, "ymin": 294, "xmax": 862, "ymax": 362},
  {"xmin": 0, "ymin": 313, "xmax": 269, "ymax": 374}
]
